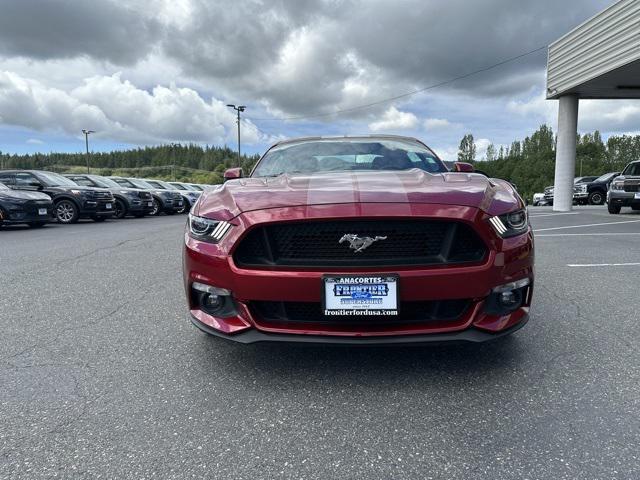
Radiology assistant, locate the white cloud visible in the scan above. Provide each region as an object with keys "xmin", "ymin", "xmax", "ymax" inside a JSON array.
[
  {"xmin": 368, "ymin": 106, "xmax": 418, "ymax": 132},
  {"xmin": 26, "ymin": 138, "xmax": 44, "ymax": 145},
  {"xmin": 0, "ymin": 71, "xmax": 267, "ymax": 145},
  {"xmin": 474, "ymin": 138, "xmax": 491, "ymax": 159},
  {"xmin": 424, "ymin": 118, "xmax": 452, "ymax": 130}
]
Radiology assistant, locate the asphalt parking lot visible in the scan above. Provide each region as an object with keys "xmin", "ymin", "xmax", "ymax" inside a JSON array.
[{"xmin": 1, "ymin": 207, "xmax": 639, "ymax": 479}]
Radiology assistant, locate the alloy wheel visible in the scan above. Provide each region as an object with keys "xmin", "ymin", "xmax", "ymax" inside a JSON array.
[{"xmin": 56, "ymin": 201, "xmax": 77, "ymax": 223}]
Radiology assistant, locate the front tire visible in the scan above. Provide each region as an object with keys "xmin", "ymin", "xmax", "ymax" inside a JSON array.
[
  {"xmin": 114, "ymin": 199, "xmax": 127, "ymax": 219},
  {"xmin": 588, "ymin": 191, "xmax": 605, "ymax": 205},
  {"xmin": 607, "ymin": 202, "xmax": 621, "ymax": 214},
  {"xmin": 177, "ymin": 200, "xmax": 190, "ymax": 214},
  {"xmin": 55, "ymin": 199, "xmax": 79, "ymax": 224},
  {"xmin": 149, "ymin": 198, "xmax": 161, "ymax": 216}
]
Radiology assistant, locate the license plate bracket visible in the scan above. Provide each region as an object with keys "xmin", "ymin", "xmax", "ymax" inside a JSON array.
[{"xmin": 322, "ymin": 275, "xmax": 399, "ymax": 316}]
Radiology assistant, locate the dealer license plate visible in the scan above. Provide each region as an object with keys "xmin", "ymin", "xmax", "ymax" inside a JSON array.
[
  {"xmin": 105, "ymin": 203, "xmax": 112, "ymax": 209},
  {"xmin": 634, "ymin": 193, "xmax": 640, "ymax": 200},
  {"xmin": 322, "ymin": 275, "xmax": 399, "ymax": 316},
  {"xmin": 38, "ymin": 208, "xmax": 48, "ymax": 216}
]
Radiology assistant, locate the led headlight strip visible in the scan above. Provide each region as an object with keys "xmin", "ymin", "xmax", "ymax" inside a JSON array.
[{"xmin": 489, "ymin": 216, "xmax": 507, "ymax": 235}]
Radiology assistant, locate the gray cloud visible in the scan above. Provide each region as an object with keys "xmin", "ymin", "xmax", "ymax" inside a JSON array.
[{"xmin": 0, "ymin": 0, "xmax": 159, "ymax": 64}]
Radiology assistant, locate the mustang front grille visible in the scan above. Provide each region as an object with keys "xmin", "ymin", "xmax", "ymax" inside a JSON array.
[
  {"xmin": 250, "ymin": 300, "xmax": 471, "ymax": 325},
  {"xmin": 233, "ymin": 219, "xmax": 487, "ymax": 267}
]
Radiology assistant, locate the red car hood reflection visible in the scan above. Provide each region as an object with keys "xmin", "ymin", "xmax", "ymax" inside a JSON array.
[{"xmin": 196, "ymin": 169, "xmax": 520, "ymax": 219}]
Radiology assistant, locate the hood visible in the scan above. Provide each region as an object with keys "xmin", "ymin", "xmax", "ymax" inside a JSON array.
[
  {"xmin": 197, "ymin": 170, "xmax": 521, "ymax": 220},
  {"xmin": 0, "ymin": 189, "xmax": 51, "ymax": 201}
]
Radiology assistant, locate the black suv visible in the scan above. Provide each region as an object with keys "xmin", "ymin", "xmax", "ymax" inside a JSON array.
[
  {"xmin": 0, "ymin": 181, "xmax": 53, "ymax": 228},
  {"xmin": 108, "ymin": 177, "xmax": 183, "ymax": 215},
  {"xmin": 64, "ymin": 174, "xmax": 154, "ymax": 219},
  {"xmin": 585, "ymin": 172, "xmax": 619, "ymax": 205},
  {"xmin": 0, "ymin": 170, "xmax": 115, "ymax": 223}
]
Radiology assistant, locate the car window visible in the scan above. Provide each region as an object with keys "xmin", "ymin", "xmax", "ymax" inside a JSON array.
[
  {"xmin": 15, "ymin": 172, "xmax": 40, "ymax": 187},
  {"xmin": 0, "ymin": 173, "xmax": 14, "ymax": 185},
  {"xmin": 170, "ymin": 183, "xmax": 187, "ymax": 190},
  {"xmin": 145, "ymin": 181, "xmax": 164, "ymax": 189}
]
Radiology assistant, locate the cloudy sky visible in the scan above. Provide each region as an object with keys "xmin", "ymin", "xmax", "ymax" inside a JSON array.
[{"xmin": 0, "ymin": 0, "xmax": 637, "ymax": 161}]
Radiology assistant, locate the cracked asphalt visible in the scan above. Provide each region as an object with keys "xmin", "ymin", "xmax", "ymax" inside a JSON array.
[{"xmin": 1, "ymin": 207, "xmax": 639, "ymax": 479}]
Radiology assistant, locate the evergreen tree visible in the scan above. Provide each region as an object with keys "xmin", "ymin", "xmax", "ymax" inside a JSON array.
[{"xmin": 458, "ymin": 134, "xmax": 476, "ymax": 162}]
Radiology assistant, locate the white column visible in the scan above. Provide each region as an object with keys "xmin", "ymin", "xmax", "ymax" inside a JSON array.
[{"xmin": 553, "ymin": 95, "xmax": 579, "ymax": 212}]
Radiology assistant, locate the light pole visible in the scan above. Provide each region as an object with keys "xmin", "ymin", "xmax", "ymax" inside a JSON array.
[
  {"xmin": 226, "ymin": 104, "xmax": 245, "ymax": 167},
  {"xmin": 82, "ymin": 129, "xmax": 95, "ymax": 173}
]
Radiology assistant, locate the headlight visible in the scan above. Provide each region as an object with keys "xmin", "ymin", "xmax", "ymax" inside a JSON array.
[
  {"xmin": 489, "ymin": 209, "xmax": 528, "ymax": 238},
  {"xmin": 70, "ymin": 189, "xmax": 82, "ymax": 195},
  {"xmin": 578, "ymin": 185, "xmax": 587, "ymax": 193},
  {"xmin": 611, "ymin": 181, "xmax": 624, "ymax": 191},
  {"xmin": 187, "ymin": 214, "xmax": 232, "ymax": 243}
]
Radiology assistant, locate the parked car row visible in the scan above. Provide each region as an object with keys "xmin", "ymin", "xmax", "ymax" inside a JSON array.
[
  {"xmin": 531, "ymin": 161, "xmax": 640, "ymax": 214},
  {"xmin": 0, "ymin": 169, "xmax": 213, "ymax": 228}
]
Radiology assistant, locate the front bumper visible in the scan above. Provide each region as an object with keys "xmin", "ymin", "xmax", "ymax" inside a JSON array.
[
  {"xmin": 183, "ymin": 204, "xmax": 534, "ymax": 344},
  {"xmin": 191, "ymin": 313, "xmax": 529, "ymax": 345},
  {"xmin": 0, "ymin": 202, "xmax": 53, "ymax": 224},
  {"xmin": 79, "ymin": 199, "xmax": 115, "ymax": 218},
  {"xmin": 608, "ymin": 190, "xmax": 640, "ymax": 207}
]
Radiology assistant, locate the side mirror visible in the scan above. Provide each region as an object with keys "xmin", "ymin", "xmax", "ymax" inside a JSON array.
[
  {"xmin": 453, "ymin": 162, "xmax": 474, "ymax": 173},
  {"xmin": 223, "ymin": 168, "xmax": 243, "ymax": 181}
]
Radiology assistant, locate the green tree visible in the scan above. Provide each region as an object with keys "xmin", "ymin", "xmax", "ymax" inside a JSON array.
[{"xmin": 458, "ymin": 134, "xmax": 476, "ymax": 162}]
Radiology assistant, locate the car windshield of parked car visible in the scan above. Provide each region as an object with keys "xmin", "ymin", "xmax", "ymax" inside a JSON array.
[
  {"xmin": 128, "ymin": 179, "xmax": 154, "ymax": 189},
  {"xmin": 594, "ymin": 172, "xmax": 618, "ymax": 183},
  {"xmin": 251, "ymin": 139, "xmax": 447, "ymax": 178},
  {"xmin": 87, "ymin": 176, "xmax": 117, "ymax": 188},
  {"xmin": 37, "ymin": 171, "xmax": 79, "ymax": 187},
  {"xmin": 146, "ymin": 180, "xmax": 172, "ymax": 189},
  {"xmin": 622, "ymin": 163, "xmax": 640, "ymax": 176},
  {"xmin": 170, "ymin": 183, "xmax": 187, "ymax": 190}
]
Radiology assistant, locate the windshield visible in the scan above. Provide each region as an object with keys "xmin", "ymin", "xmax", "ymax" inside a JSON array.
[
  {"xmin": 623, "ymin": 163, "xmax": 640, "ymax": 176},
  {"xmin": 251, "ymin": 138, "xmax": 447, "ymax": 177},
  {"xmin": 189, "ymin": 184, "xmax": 203, "ymax": 191},
  {"xmin": 146, "ymin": 180, "xmax": 172, "ymax": 189},
  {"xmin": 89, "ymin": 176, "xmax": 119, "ymax": 188},
  {"xmin": 594, "ymin": 172, "xmax": 618, "ymax": 183},
  {"xmin": 169, "ymin": 183, "xmax": 187, "ymax": 190},
  {"xmin": 37, "ymin": 171, "xmax": 79, "ymax": 187},
  {"xmin": 127, "ymin": 178, "xmax": 154, "ymax": 189}
]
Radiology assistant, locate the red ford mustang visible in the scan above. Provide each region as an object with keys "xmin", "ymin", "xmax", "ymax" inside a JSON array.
[{"xmin": 183, "ymin": 135, "xmax": 534, "ymax": 345}]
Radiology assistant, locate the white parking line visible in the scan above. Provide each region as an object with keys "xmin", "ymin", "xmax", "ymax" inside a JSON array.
[
  {"xmin": 534, "ymin": 219, "xmax": 640, "ymax": 232},
  {"xmin": 567, "ymin": 263, "xmax": 640, "ymax": 267},
  {"xmin": 528, "ymin": 212, "xmax": 580, "ymax": 218},
  {"xmin": 537, "ymin": 233, "xmax": 640, "ymax": 237}
]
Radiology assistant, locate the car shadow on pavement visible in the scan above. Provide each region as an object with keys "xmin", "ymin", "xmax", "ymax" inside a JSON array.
[{"xmin": 193, "ymin": 331, "xmax": 526, "ymax": 385}]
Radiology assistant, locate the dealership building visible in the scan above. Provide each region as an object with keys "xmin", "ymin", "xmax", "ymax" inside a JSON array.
[{"xmin": 546, "ymin": 0, "xmax": 640, "ymax": 211}]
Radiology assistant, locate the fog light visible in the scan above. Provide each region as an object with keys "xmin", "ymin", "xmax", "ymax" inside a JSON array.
[
  {"xmin": 191, "ymin": 282, "xmax": 235, "ymax": 317},
  {"xmin": 484, "ymin": 278, "xmax": 530, "ymax": 315},
  {"xmin": 203, "ymin": 293, "xmax": 223, "ymax": 309},
  {"xmin": 499, "ymin": 290, "xmax": 519, "ymax": 308}
]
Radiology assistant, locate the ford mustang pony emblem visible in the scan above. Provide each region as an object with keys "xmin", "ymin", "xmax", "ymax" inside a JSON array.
[{"xmin": 339, "ymin": 234, "xmax": 387, "ymax": 253}]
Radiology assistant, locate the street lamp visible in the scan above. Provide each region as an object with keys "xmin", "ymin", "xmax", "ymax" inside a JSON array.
[
  {"xmin": 226, "ymin": 104, "xmax": 246, "ymax": 166},
  {"xmin": 82, "ymin": 129, "xmax": 95, "ymax": 173}
]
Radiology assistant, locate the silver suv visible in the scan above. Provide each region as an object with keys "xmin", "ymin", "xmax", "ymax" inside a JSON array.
[{"xmin": 607, "ymin": 161, "xmax": 640, "ymax": 214}]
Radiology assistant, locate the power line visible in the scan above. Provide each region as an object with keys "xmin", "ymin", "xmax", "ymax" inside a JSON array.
[{"xmin": 248, "ymin": 45, "xmax": 547, "ymax": 122}]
